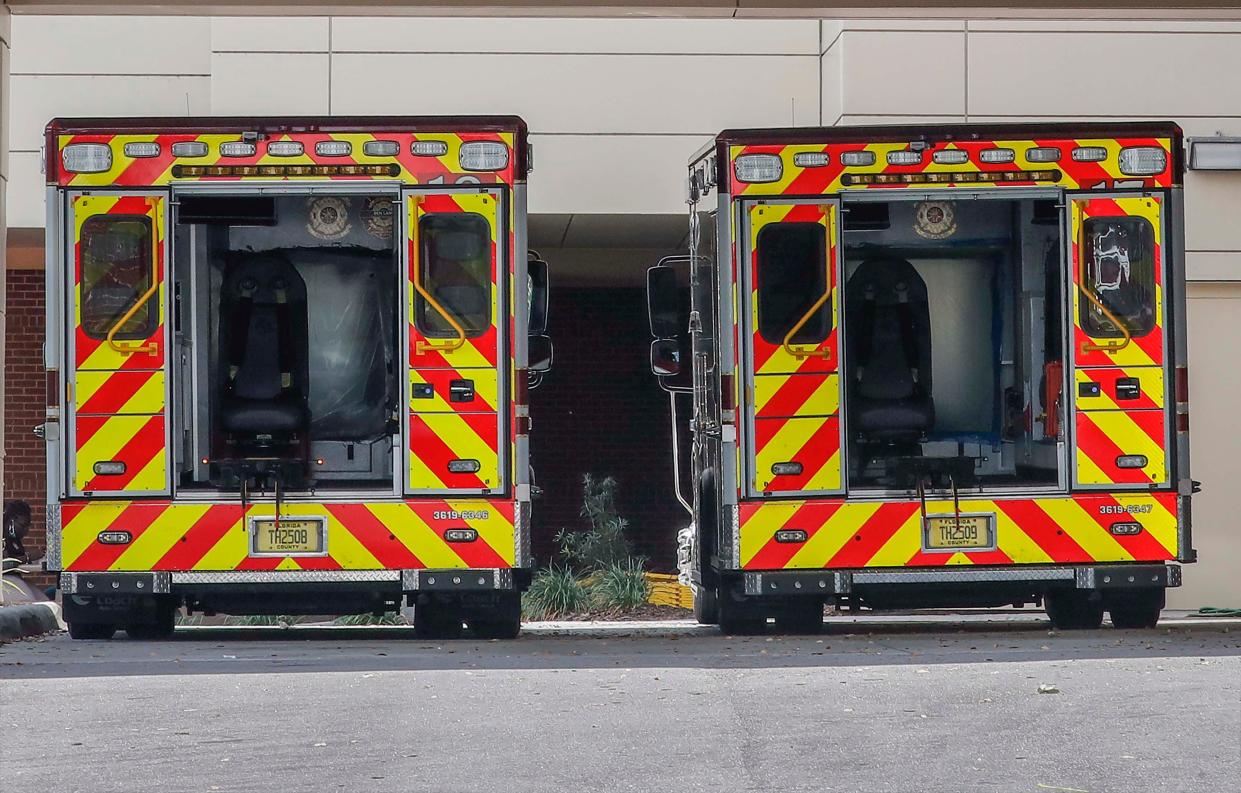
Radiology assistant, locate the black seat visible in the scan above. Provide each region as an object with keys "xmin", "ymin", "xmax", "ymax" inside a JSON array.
[
  {"xmin": 217, "ymin": 253, "xmax": 310, "ymax": 444},
  {"xmin": 846, "ymin": 257, "xmax": 935, "ymax": 442}
]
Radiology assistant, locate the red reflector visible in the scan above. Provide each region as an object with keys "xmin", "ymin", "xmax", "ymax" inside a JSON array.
[
  {"xmin": 1175, "ymin": 366, "xmax": 1189, "ymax": 403},
  {"xmin": 516, "ymin": 415, "xmax": 531, "ymax": 436},
  {"xmin": 46, "ymin": 369, "xmax": 59, "ymax": 409},
  {"xmin": 515, "ymin": 372, "xmax": 530, "ymax": 407},
  {"xmin": 1177, "ymin": 412, "xmax": 1190, "ymax": 433},
  {"xmin": 721, "ymin": 374, "xmax": 736, "ymax": 412}
]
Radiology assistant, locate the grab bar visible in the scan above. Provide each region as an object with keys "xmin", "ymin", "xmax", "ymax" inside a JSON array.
[
  {"xmin": 410, "ymin": 196, "xmax": 468, "ymax": 356},
  {"xmin": 1076, "ymin": 225, "xmax": 1133, "ymax": 355}
]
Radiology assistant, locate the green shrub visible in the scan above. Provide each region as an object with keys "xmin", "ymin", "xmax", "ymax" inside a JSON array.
[
  {"xmin": 522, "ymin": 567, "xmax": 590, "ymax": 620},
  {"xmin": 331, "ymin": 612, "xmax": 407, "ymax": 626},
  {"xmin": 554, "ymin": 474, "xmax": 634, "ymax": 572},
  {"xmin": 591, "ymin": 560, "xmax": 650, "ymax": 611}
]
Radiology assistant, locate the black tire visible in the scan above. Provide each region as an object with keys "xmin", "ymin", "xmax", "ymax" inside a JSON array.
[
  {"xmin": 693, "ymin": 585, "xmax": 719, "ymax": 625},
  {"xmin": 1107, "ymin": 588, "xmax": 1165, "ymax": 630},
  {"xmin": 774, "ymin": 600, "xmax": 823, "ymax": 635},
  {"xmin": 717, "ymin": 588, "xmax": 766, "ymax": 636},
  {"xmin": 1045, "ymin": 590, "xmax": 1105, "ymax": 630},
  {"xmin": 414, "ymin": 602, "xmax": 464, "ymax": 640},
  {"xmin": 470, "ymin": 594, "xmax": 522, "ymax": 640},
  {"xmin": 125, "ymin": 600, "xmax": 177, "ymax": 640},
  {"xmin": 68, "ymin": 622, "xmax": 116, "ymax": 640}
]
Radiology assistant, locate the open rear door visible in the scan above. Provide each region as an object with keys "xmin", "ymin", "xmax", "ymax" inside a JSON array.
[
  {"xmin": 66, "ymin": 192, "xmax": 170, "ymax": 497},
  {"xmin": 741, "ymin": 199, "xmax": 844, "ymax": 497},
  {"xmin": 1068, "ymin": 194, "xmax": 1169, "ymax": 490},
  {"xmin": 404, "ymin": 188, "xmax": 507, "ymax": 495}
]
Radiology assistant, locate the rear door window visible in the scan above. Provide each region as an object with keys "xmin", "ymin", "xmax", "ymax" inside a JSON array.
[
  {"xmin": 756, "ymin": 222, "xmax": 830, "ymax": 345},
  {"xmin": 80, "ymin": 215, "xmax": 156, "ymax": 340},
  {"xmin": 1080, "ymin": 217, "xmax": 1156, "ymax": 338},
  {"xmin": 416, "ymin": 213, "xmax": 492, "ymax": 337}
]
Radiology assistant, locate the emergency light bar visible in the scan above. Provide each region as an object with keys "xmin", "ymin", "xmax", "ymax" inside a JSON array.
[
  {"xmin": 932, "ymin": 149, "xmax": 969, "ymax": 165},
  {"xmin": 886, "ymin": 150, "xmax": 922, "ymax": 166},
  {"xmin": 979, "ymin": 148, "xmax": 1015, "ymax": 163},
  {"xmin": 315, "ymin": 140, "xmax": 352, "ymax": 157},
  {"xmin": 844, "ymin": 169, "xmax": 1061, "ymax": 186},
  {"xmin": 123, "ymin": 141, "xmax": 161, "ymax": 158},
  {"xmin": 1118, "ymin": 146, "xmax": 1167, "ymax": 175},
  {"xmin": 220, "ymin": 141, "xmax": 257, "ymax": 157},
  {"xmin": 171, "ymin": 163, "xmax": 401, "ymax": 178},
  {"xmin": 734, "ymin": 153, "xmax": 783, "ymax": 183},
  {"xmin": 793, "ymin": 152, "xmax": 830, "ymax": 168},
  {"xmin": 266, "ymin": 141, "xmax": 304, "ymax": 157},
  {"xmin": 62, "ymin": 143, "xmax": 112, "ymax": 173},
  {"xmin": 459, "ymin": 141, "xmax": 509, "ymax": 171}
]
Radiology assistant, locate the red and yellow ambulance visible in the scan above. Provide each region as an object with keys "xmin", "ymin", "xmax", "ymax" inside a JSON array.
[
  {"xmin": 649, "ymin": 122, "xmax": 1193, "ymax": 633},
  {"xmin": 43, "ymin": 116, "xmax": 549, "ymax": 639}
]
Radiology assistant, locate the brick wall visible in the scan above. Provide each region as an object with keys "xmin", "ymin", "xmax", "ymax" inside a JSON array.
[
  {"xmin": 529, "ymin": 288, "xmax": 687, "ymax": 571},
  {"xmin": 4, "ymin": 269, "xmax": 48, "ymax": 572}
]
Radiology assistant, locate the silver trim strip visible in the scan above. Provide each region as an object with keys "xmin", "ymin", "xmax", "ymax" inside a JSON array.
[
  {"xmin": 852, "ymin": 567, "xmax": 1074, "ymax": 585},
  {"xmin": 173, "ymin": 570, "xmax": 400, "ymax": 585}
]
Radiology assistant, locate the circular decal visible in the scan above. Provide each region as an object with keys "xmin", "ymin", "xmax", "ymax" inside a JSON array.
[
  {"xmin": 361, "ymin": 197, "xmax": 395, "ymax": 239},
  {"xmin": 914, "ymin": 200, "xmax": 958, "ymax": 240},
  {"xmin": 307, "ymin": 196, "xmax": 352, "ymax": 240}
]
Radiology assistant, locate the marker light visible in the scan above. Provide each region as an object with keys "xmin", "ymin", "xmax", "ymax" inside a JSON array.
[
  {"xmin": 1025, "ymin": 147, "xmax": 1061, "ymax": 163},
  {"xmin": 775, "ymin": 529, "xmax": 808, "ymax": 544},
  {"xmin": 1109, "ymin": 522, "xmax": 1142, "ymax": 536},
  {"xmin": 412, "ymin": 140, "xmax": 450, "ymax": 157},
  {"xmin": 266, "ymin": 141, "xmax": 304, "ymax": 157},
  {"xmin": 448, "ymin": 459, "xmax": 481, "ymax": 474},
  {"xmin": 770, "ymin": 462, "xmax": 804, "ymax": 476},
  {"xmin": 123, "ymin": 142, "xmax": 161, "ymax": 158},
  {"xmin": 92, "ymin": 461, "xmax": 127, "ymax": 475},
  {"xmin": 1072, "ymin": 146, "xmax": 1108, "ymax": 162},
  {"xmin": 887, "ymin": 150, "xmax": 922, "ymax": 166},
  {"xmin": 220, "ymin": 141, "xmax": 256, "ymax": 157},
  {"xmin": 840, "ymin": 151, "xmax": 876, "ymax": 167},
  {"xmin": 734, "ymin": 153, "xmax": 783, "ymax": 183},
  {"xmin": 444, "ymin": 529, "xmax": 478, "ymax": 543},
  {"xmin": 933, "ymin": 149, "xmax": 969, "ymax": 165},
  {"xmin": 1119, "ymin": 146, "xmax": 1168, "ymax": 176},
  {"xmin": 97, "ymin": 531, "xmax": 133, "ymax": 545},
  {"xmin": 363, "ymin": 140, "xmax": 400, "ymax": 157},
  {"xmin": 459, "ymin": 141, "xmax": 509, "ymax": 171},
  {"xmin": 1188, "ymin": 138, "xmax": 1241, "ymax": 170},
  {"xmin": 793, "ymin": 152, "xmax": 830, "ymax": 168},
  {"xmin": 1116, "ymin": 455, "xmax": 1149, "ymax": 469},
  {"xmin": 62, "ymin": 143, "xmax": 112, "ymax": 173},
  {"xmin": 171, "ymin": 141, "xmax": 208, "ymax": 158},
  {"xmin": 315, "ymin": 140, "xmax": 352, "ymax": 157},
  {"xmin": 979, "ymin": 148, "xmax": 1015, "ymax": 164}
]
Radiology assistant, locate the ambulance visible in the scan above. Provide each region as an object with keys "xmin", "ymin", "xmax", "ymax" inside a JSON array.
[
  {"xmin": 42, "ymin": 116, "xmax": 549, "ymax": 639},
  {"xmin": 648, "ymin": 122, "xmax": 1194, "ymax": 633}
]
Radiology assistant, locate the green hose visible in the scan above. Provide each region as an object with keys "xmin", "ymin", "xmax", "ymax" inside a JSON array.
[{"xmin": 1197, "ymin": 606, "xmax": 1241, "ymax": 617}]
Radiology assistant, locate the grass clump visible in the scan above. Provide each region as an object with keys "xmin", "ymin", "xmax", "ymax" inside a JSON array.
[
  {"xmin": 590, "ymin": 559, "xmax": 651, "ymax": 612},
  {"xmin": 522, "ymin": 566, "xmax": 590, "ymax": 620}
]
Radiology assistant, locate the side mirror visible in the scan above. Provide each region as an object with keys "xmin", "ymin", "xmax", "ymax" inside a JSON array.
[
  {"xmin": 650, "ymin": 339, "xmax": 681, "ymax": 378},
  {"xmin": 529, "ymin": 334, "xmax": 553, "ymax": 373},
  {"xmin": 528, "ymin": 255, "xmax": 549, "ymax": 335},
  {"xmin": 646, "ymin": 266, "xmax": 680, "ymax": 339}
]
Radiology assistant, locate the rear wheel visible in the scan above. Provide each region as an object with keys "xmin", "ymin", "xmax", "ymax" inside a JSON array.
[
  {"xmin": 1045, "ymin": 590, "xmax": 1105, "ymax": 630},
  {"xmin": 1107, "ymin": 588, "xmax": 1165, "ymax": 630},
  {"xmin": 68, "ymin": 622, "xmax": 116, "ymax": 640},
  {"xmin": 125, "ymin": 599, "xmax": 177, "ymax": 640},
  {"xmin": 693, "ymin": 585, "xmax": 719, "ymax": 626},
  {"xmin": 470, "ymin": 594, "xmax": 522, "ymax": 640}
]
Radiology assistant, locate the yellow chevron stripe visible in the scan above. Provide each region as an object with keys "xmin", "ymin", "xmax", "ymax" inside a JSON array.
[
  {"xmin": 1077, "ymin": 410, "xmax": 1166, "ymax": 485},
  {"xmin": 453, "ymin": 499, "xmax": 517, "ymax": 566},
  {"xmin": 112, "ymin": 503, "xmax": 211, "ymax": 570},
  {"xmin": 74, "ymin": 415, "xmax": 164, "ymax": 492},
  {"xmin": 753, "ymin": 415, "xmax": 834, "ymax": 492},
  {"xmin": 191, "ymin": 514, "xmax": 250, "ymax": 571},
  {"xmin": 369, "ymin": 503, "xmax": 464, "ymax": 568},
  {"xmin": 788, "ymin": 501, "xmax": 883, "ymax": 568},
  {"xmin": 1073, "ymin": 366, "xmax": 1164, "ymax": 411},
  {"xmin": 409, "ymin": 370, "xmax": 499, "ymax": 412},
  {"xmin": 61, "ymin": 501, "xmax": 131, "ymax": 566},
  {"xmin": 753, "ymin": 373, "xmax": 839, "ymax": 417},
  {"xmin": 866, "ymin": 510, "xmax": 924, "ymax": 567},
  {"xmin": 994, "ymin": 504, "xmax": 1054, "ymax": 564},
  {"xmin": 75, "ymin": 371, "xmax": 165, "ymax": 414},
  {"xmin": 1037, "ymin": 498, "xmax": 1134, "ymax": 562}
]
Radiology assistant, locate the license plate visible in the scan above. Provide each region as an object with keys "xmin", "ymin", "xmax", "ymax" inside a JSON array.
[
  {"xmin": 251, "ymin": 518, "xmax": 325, "ymax": 556},
  {"xmin": 923, "ymin": 514, "xmax": 995, "ymax": 552}
]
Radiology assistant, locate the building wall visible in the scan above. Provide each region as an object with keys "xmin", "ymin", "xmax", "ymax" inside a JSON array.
[{"xmin": 4, "ymin": 268, "xmax": 46, "ymax": 572}]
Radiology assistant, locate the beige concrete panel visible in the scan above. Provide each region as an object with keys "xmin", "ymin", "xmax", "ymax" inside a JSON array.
[
  {"xmin": 331, "ymin": 53, "xmax": 819, "ymax": 133},
  {"xmin": 841, "ymin": 20, "xmax": 965, "ymax": 31},
  {"xmin": 5, "ymin": 151, "xmax": 45, "ymax": 229},
  {"xmin": 9, "ymin": 74, "xmax": 211, "ymax": 151},
  {"xmin": 0, "ymin": 6, "xmax": 10, "ymax": 47},
  {"xmin": 526, "ymin": 134, "xmax": 702, "ymax": 215},
  {"xmin": 10, "ymin": 15, "xmax": 211, "ymax": 75},
  {"xmin": 967, "ymin": 31, "xmax": 1241, "ymax": 117},
  {"xmin": 838, "ymin": 114, "xmax": 967, "ymax": 125},
  {"xmin": 820, "ymin": 20, "xmax": 843, "ymax": 53},
  {"xmin": 1185, "ymin": 252, "xmax": 1241, "ymax": 282},
  {"xmin": 1169, "ymin": 282, "xmax": 1241, "ymax": 608},
  {"xmin": 1, "ymin": 41, "xmax": 9, "ymax": 182},
  {"xmin": 1185, "ymin": 172, "xmax": 1241, "ymax": 255},
  {"xmin": 330, "ymin": 17, "xmax": 818, "ymax": 54},
  {"xmin": 210, "ymin": 52, "xmax": 328, "ymax": 115},
  {"xmin": 210, "ymin": 16, "xmax": 329, "ymax": 52},
  {"xmin": 967, "ymin": 20, "xmax": 1241, "ymax": 33},
  {"xmin": 839, "ymin": 31, "xmax": 966, "ymax": 117},
  {"xmin": 820, "ymin": 38, "xmax": 842, "ymax": 126}
]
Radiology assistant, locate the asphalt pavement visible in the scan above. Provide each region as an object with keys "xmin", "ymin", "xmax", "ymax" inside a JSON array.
[{"xmin": 2, "ymin": 615, "xmax": 1239, "ymax": 793}]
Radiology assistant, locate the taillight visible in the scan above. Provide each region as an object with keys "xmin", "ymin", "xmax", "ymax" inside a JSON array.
[{"xmin": 46, "ymin": 369, "xmax": 60, "ymax": 413}]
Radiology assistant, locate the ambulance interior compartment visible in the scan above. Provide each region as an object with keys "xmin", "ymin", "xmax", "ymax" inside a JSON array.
[
  {"xmin": 172, "ymin": 193, "xmax": 401, "ymax": 492},
  {"xmin": 839, "ymin": 196, "xmax": 1065, "ymax": 492}
]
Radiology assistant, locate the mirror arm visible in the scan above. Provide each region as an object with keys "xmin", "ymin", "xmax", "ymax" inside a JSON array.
[{"xmin": 668, "ymin": 390, "xmax": 693, "ymax": 516}]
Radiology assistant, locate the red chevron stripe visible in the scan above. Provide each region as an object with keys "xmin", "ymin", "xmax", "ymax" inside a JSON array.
[
  {"xmin": 996, "ymin": 499, "xmax": 1092, "ymax": 564},
  {"xmin": 405, "ymin": 502, "xmax": 509, "ymax": 568},
  {"xmin": 1075, "ymin": 412, "xmax": 1159, "ymax": 485},
  {"xmin": 826, "ymin": 502, "xmax": 920, "ymax": 568},
  {"xmin": 323, "ymin": 503, "xmax": 426, "ymax": 568},
  {"xmin": 151, "ymin": 503, "xmax": 243, "ymax": 570},
  {"xmin": 77, "ymin": 369, "xmax": 159, "ymax": 415},
  {"xmin": 409, "ymin": 414, "xmax": 489, "ymax": 489},
  {"xmin": 67, "ymin": 501, "xmax": 166, "ymax": 571},
  {"xmin": 744, "ymin": 501, "xmax": 839, "ymax": 570},
  {"xmin": 755, "ymin": 373, "xmax": 834, "ymax": 419},
  {"xmin": 1078, "ymin": 494, "xmax": 1175, "ymax": 561},
  {"xmin": 83, "ymin": 414, "xmax": 165, "ymax": 492}
]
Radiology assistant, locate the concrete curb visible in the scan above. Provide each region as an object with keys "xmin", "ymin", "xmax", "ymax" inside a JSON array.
[{"xmin": 0, "ymin": 602, "xmax": 65, "ymax": 641}]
